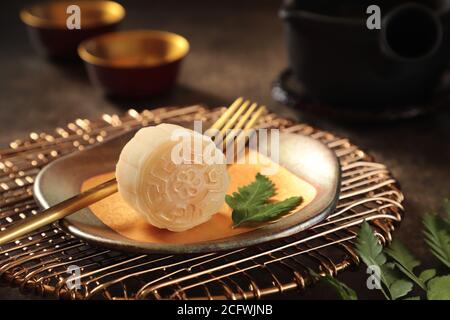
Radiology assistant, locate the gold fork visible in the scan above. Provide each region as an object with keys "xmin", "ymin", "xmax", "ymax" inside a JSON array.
[{"xmin": 0, "ymin": 98, "xmax": 266, "ymax": 245}]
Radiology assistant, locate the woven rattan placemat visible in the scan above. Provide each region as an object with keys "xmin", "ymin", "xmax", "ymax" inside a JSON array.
[{"xmin": 0, "ymin": 105, "xmax": 403, "ymax": 299}]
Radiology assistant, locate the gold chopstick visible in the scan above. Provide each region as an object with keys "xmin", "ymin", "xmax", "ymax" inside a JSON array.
[{"xmin": 0, "ymin": 178, "xmax": 118, "ymax": 245}]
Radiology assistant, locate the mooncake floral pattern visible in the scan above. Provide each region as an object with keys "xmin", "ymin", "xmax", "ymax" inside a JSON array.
[{"xmin": 140, "ymin": 141, "xmax": 228, "ymax": 231}]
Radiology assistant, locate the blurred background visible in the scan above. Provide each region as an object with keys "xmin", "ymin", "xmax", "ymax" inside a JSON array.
[{"xmin": 0, "ymin": 0, "xmax": 449, "ymax": 299}]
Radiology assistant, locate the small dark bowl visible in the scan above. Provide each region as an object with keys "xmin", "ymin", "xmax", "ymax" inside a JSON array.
[
  {"xmin": 20, "ymin": 1, "xmax": 125, "ymax": 60},
  {"xmin": 78, "ymin": 30, "xmax": 190, "ymax": 98}
]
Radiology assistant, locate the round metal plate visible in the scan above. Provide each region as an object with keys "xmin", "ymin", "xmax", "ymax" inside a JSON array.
[{"xmin": 33, "ymin": 127, "xmax": 340, "ymax": 254}]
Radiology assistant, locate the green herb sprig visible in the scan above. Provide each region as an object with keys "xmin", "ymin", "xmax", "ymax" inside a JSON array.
[
  {"xmin": 423, "ymin": 199, "xmax": 450, "ymax": 268},
  {"xmin": 308, "ymin": 269, "xmax": 357, "ymax": 300},
  {"xmin": 226, "ymin": 173, "xmax": 303, "ymax": 228},
  {"xmin": 314, "ymin": 199, "xmax": 450, "ymax": 300}
]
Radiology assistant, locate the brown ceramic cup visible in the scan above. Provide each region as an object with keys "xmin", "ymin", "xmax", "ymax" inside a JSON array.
[
  {"xmin": 20, "ymin": 1, "xmax": 125, "ymax": 59},
  {"xmin": 78, "ymin": 30, "xmax": 190, "ymax": 97}
]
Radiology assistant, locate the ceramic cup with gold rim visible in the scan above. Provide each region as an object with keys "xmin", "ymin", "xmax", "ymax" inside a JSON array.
[
  {"xmin": 20, "ymin": 0, "xmax": 125, "ymax": 59},
  {"xmin": 78, "ymin": 30, "xmax": 190, "ymax": 97}
]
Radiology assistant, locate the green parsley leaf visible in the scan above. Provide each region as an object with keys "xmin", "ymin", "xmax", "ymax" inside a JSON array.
[
  {"xmin": 308, "ymin": 269, "xmax": 357, "ymax": 300},
  {"xmin": 226, "ymin": 173, "xmax": 302, "ymax": 228},
  {"xmin": 355, "ymin": 221, "xmax": 389, "ymax": 299},
  {"xmin": 355, "ymin": 221, "xmax": 387, "ymax": 267},
  {"xmin": 381, "ymin": 263, "xmax": 413, "ymax": 300},
  {"xmin": 355, "ymin": 222, "xmax": 414, "ymax": 300},
  {"xmin": 384, "ymin": 239, "xmax": 425, "ymax": 289},
  {"xmin": 320, "ymin": 274, "xmax": 358, "ymax": 300},
  {"xmin": 232, "ymin": 196, "xmax": 302, "ymax": 227},
  {"xmin": 426, "ymin": 275, "xmax": 450, "ymax": 300},
  {"xmin": 403, "ymin": 296, "xmax": 421, "ymax": 300},
  {"xmin": 225, "ymin": 173, "xmax": 275, "ymax": 211},
  {"xmin": 418, "ymin": 269, "xmax": 436, "ymax": 284},
  {"xmin": 444, "ymin": 198, "xmax": 450, "ymax": 224},
  {"xmin": 423, "ymin": 213, "xmax": 450, "ymax": 268}
]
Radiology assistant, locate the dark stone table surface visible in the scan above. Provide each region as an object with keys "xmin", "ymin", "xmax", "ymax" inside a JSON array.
[{"xmin": 0, "ymin": 0, "xmax": 449, "ymax": 300}]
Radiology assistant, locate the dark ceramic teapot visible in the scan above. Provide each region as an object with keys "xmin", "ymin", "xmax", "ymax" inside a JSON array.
[{"xmin": 280, "ymin": 0, "xmax": 450, "ymax": 107}]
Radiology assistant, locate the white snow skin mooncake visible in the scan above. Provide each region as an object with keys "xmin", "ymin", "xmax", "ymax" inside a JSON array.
[{"xmin": 115, "ymin": 124, "xmax": 229, "ymax": 232}]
